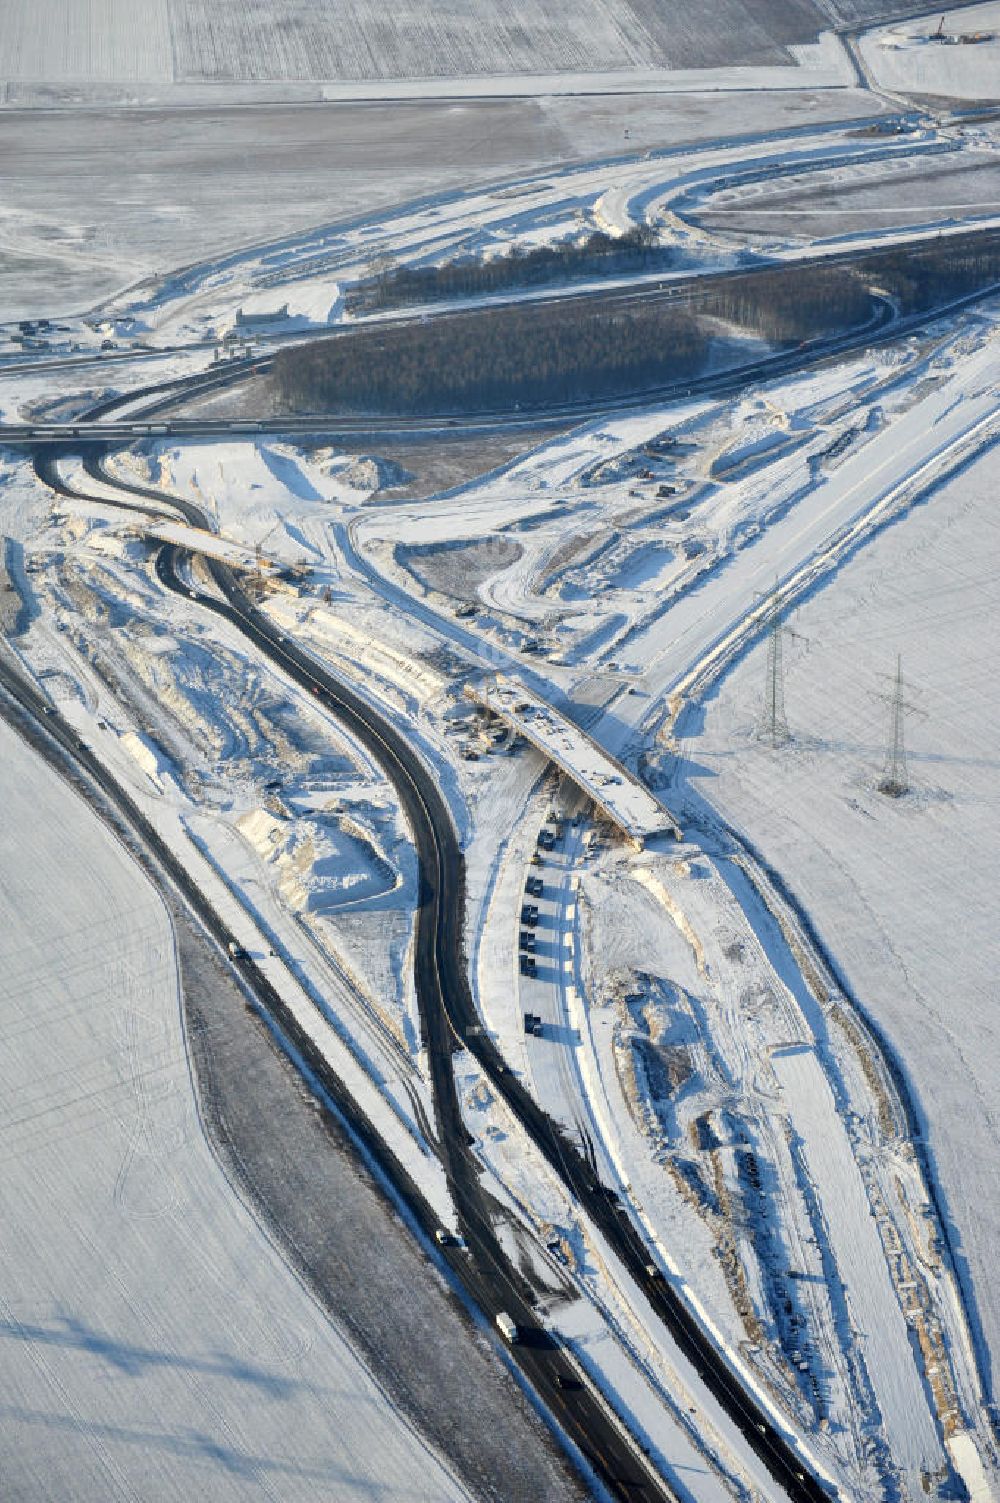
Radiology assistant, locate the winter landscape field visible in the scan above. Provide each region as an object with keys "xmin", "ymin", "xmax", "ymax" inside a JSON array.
[{"xmin": 2, "ymin": 2, "xmax": 999, "ymax": 1502}]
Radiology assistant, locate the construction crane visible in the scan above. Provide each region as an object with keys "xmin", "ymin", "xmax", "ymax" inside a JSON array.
[{"xmin": 248, "ymin": 520, "xmax": 281, "ymax": 600}]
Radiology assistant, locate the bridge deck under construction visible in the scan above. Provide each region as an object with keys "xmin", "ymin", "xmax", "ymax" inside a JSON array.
[
  {"xmin": 465, "ymin": 675, "xmax": 680, "ymax": 848},
  {"xmin": 145, "ymin": 520, "xmax": 278, "ymax": 576}
]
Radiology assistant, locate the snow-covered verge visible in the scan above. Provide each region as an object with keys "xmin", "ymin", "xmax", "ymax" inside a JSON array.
[
  {"xmin": 0, "ymin": 448, "xmax": 442, "ymax": 1178},
  {"xmin": 5, "ymin": 96, "xmax": 1000, "ymax": 1500},
  {"xmin": 573, "ymin": 833, "xmax": 978, "ymax": 1498},
  {"xmin": 0, "ymin": 713, "xmax": 470, "ymax": 1503},
  {"xmin": 463, "ymin": 727, "xmax": 974, "ymax": 1498},
  {"xmin": 352, "ymin": 316, "xmax": 996, "ymax": 679},
  {"xmin": 688, "ymin": 437, "xmax": 1000, "ymax": 1452},
  {"xmin": 453, "ymin": 1044, "xmax": 816, "ymax": 1503},
  {"xmin": 21, "ymin": 289, "xmax": 994, "ymax": 1501}
]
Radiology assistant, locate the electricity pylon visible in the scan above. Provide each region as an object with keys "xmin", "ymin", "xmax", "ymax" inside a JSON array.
[
  {"xmin": 876, "ymin": 654, "xmax": 922, "ymax": 797},
  {"xmin": 757, "ymin": 580, "xmax": 805, "ymax": 747}
]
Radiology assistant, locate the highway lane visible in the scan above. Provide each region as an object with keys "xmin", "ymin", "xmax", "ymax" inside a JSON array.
[
  {"xmin": 0, "ymin": 341, "xmax": 213, "ymax": 376},
  {"xmin": 21, "ymin": 302, "xmax": 832, "ymax": 1498},
  {"xmin": 0, "ymin": 219, "xmax": 916, "ymax": 388},
  {"xmin": 0, "ymin": 658, "xmax": 660, "ymax": 1500},
  {"xmin": 6, "ymin": 255, "xmax": 1000, "ymax": 454},
  {"xmin": 26, "ymin": 297, "xmax": 832, "ymax": 1492},
  {"xmin": 32, "ymin": 449, "xmax": 675, "ymax": 1503},
  {"xmin": 59, "ymin": 440, "xmax": 830, "ymax": 1503},
  {"xmin": 0, "ymin": 297, "xmax": 890, "ymax": 448},
  {"xmin": 11, "ymin": 189, "xmax": 995, "ymax": 1503}
]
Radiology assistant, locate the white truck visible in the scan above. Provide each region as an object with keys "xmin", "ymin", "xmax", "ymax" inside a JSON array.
[{"xmin": 495, "ymin": 1311, "xmax": 518, "ymax": 1344}]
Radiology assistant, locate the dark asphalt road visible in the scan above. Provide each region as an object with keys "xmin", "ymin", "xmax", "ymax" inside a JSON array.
[
  {"xmin": 10, "ymin": 273, "xmax": 857, "ymax": 1499},
  {"xmin": 57, "ymin": 432, "xmax": 831, "ymax": 1503},
  {"xmin": 7, "ymin": 177, "xmax": 995, "ymax": 1503},
  {"xmin": 4, "ymin": 220, "xmax": 1000, "ymax": 456},
  {"xmin": 32, "ymin": 448, "xmax": 672, "ymax": 1503}
]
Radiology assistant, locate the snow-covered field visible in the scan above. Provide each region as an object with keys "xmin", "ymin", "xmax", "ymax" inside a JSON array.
[
  {"xmin": 860, "ymin": 3, "xmax": 1000, "ymax": 101},
  {"xmin": 5, "ymin": 57, "xmax": 1000, "ymax": 1500},
  {"xmin": 0, "ymin": 0, "xmax": 857, "ymax": 88},
  {"xmin": 332, "ymin": 295, "xmax": 1000, "ymax": 1496},
  {"xmin": 0, "ymin": 714, "xmax": 469, "ymax": 1503},
  {"xmin": 93, "ymin": 118, "xmax": 971, "ymax": 351},
  {"xmin": 0, "ymin": 85, "xmax": 893, "ymax": 327},
  {"xmin": 696, "ymin": 152, "xmax": 1000, "ymax": 238},
  {"xmin": 689, "ymin": 438, "xmax": 1000, "ymax": 1426}
]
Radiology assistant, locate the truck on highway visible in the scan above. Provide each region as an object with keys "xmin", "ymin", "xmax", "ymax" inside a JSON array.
[{"xmin": 495, "ymin": 1311, "xmax": 518, "ymax": 1344}]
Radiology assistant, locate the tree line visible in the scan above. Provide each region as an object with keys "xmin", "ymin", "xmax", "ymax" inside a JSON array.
[
  {"xmin": 346, "ymin": 225, "xmax": 672, "ymax": 313},
  {"xmin": 274, "ymin": 264, "xmax": 872, "ymax": 416},
  {"xmin": 862, "ymin": 229, "xmax": 1000, "ymax": 316},
  {"xmin": 272, "ymin": 230, "xmax": 1000, "ymax": 417}
]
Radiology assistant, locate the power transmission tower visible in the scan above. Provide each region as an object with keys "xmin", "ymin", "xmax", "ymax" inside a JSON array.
[
  {"xmin": 876, "ymin": 654, "xmax": 922, "ymax": 797},
  {"xmin": 757, "ymin": 581, "xmax": 805, "ymax": 747},
  {"xmin": 249, "ymin": 540, "xmax": 266, "ymax": 601}
]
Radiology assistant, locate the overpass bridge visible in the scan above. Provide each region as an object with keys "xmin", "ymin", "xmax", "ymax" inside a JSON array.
[
  {"xmin": 144, "ymin": 520, "xmax": 283, "ymax": 578},
  {"xmin": 465, "ymin": 675, "xmax": 681, "ymax": 848},
  {"xmin": 0, "ymin": 410, "xmax": 565, "ymax": 449}
]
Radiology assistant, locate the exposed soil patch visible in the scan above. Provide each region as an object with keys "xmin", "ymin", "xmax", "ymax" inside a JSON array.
[
  {"xmin": 398, "ymin": 536, "xmax": 524, "ymax": 600},
  {"xmin": 167, "ymin": 371, "xmax": 563, "ymax": 497}
]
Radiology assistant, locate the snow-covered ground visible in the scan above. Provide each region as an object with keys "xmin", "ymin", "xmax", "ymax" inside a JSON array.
[
  {"xmin": 689, "ymin": 437, "xmax": 1000, "ymax": 1439},
  {"xmin": 0, "ymin": 1, "xmax": 854, "ymax": 92},
  {"xmin": 5, "ymin": 70, "xmax": 1000, "ymax": 1500},
  {"xmin": 10, "ymin": 286, "xmax": 1000, "ymax": 1500},
  {"xmin": 0, "ymin": 713, "xmax": 470, "ymax": 1503},
  {"xmin": 1, "ymin": 108, "xmax": 974, "ymax": 358},
  {"xmin": 333, "ymin": 299, "xmax": 1000, "ymax": 1496},
  {"xmin": 89, "ymin": 118, "xmax": 974, "ymax": 349},
  {"xmin": 1, "ymin": 444, "xmax": 447, "ymax": 1180},
  {"xmin": 860, "ymin": 3, "xmax": 1000, "ymax": 101}
]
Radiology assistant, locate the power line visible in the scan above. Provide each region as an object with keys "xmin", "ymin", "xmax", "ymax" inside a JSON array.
[{"xmin": 757, "ymin": 580, "xmax": 806, "ymax": 748}]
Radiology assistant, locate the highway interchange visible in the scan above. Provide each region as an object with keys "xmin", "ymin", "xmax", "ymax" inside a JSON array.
[
  {"xmin": 7, "ymin": 326, "xmax": 849, "ymax": 1502},
  {"xmin": 4, "ymin": 168, "xmax": 998, "ymax": 1500}
]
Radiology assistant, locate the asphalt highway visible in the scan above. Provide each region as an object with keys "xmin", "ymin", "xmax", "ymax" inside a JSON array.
[
  {"xmin": 48, "ymin": 432, "xmax": 832, "ymax": 1503},
  {"xmin": 32, "ymin": 447, "xmax": 674, "ymax": 1503},
  {"xmin": 12, "ymin": 260, "xmax": 867, "ymax": 1497},
  {"xmin": 6, "ymin": 264, "xmax": 1000, "ymax": 453},
  {"xmin": 8, "ymin": 169, "xmax": 996, "ymax": 1503},
  {"xmin": 0, "ymin": 302, "xmax": 882, "ymax": 448}
]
